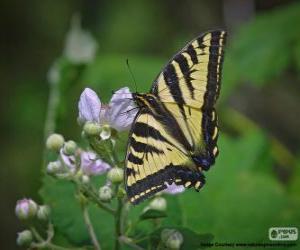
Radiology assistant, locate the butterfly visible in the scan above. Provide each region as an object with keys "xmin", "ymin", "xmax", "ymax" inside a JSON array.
[{"xmin": 125, "ymin": 30, "xmax": 227, "ymax": 204}]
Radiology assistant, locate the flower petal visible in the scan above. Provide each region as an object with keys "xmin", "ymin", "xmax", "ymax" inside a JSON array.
[
  {"xmin": 163, "ymin": 183, "xmax": 185, "ymax": 194},
  {"xmin": 60, "ymin": 149, "xmax": 76, "ymax": 173},
  {"xmin": 106, "ymin": 87, "xmax": 138, "ymax": 131},
  {"xmin": 64, "ymin": 15, "xmax": 98, "ymax": 64},
  {"xmin": 78, "ymin": 88, "xmax": 101, "ymax": 123},
  {"xmin": 80, "ymin": 151, "xmax": 111, "ymax": 176}
]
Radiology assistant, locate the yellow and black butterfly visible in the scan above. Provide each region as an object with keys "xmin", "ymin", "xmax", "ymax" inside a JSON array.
[{"xmin": 125, "ymin": 30, "xmax": 227, "ymax": 204}]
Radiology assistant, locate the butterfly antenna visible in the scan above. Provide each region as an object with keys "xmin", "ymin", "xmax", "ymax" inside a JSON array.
[{"xmin": 126, "ymin": 59, "xmax": 138, "ymax": 92}]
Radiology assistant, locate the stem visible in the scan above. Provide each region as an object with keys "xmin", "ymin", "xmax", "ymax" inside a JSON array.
[
  {"xmin": 30, "ymin": 226, "xmax": 84, "ymax": 250},
  {"xmin": 76, "ymin": 180, "xmax": 116, "ymax": 215},
  {"xmin": 114, "ymin": 187, "xmax": 123, "ymax": 250},
  {"xmin": 44, "ymin": 81, "xmax": 60, "ymax": 140},
  {"xmin": 119, "ymin": 236, "xmax": 145, "ymax": 250},
  {"xmin": 82, "ymin": 205, "xmax": 101, "ymax": 250}
]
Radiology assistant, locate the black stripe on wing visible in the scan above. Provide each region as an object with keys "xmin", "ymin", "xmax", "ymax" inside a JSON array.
[
  {"xmin": 146, "ymin": 97, "xmax": 192, "ymax": 152},
  {"xmin": 126, "ymin": 163, "xmax": 206, "ymax": 204}
]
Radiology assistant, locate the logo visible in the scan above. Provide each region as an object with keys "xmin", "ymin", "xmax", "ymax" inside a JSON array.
[{"xmin": 269, "ymin": 227, "xmax": 298, "ymax": 241}]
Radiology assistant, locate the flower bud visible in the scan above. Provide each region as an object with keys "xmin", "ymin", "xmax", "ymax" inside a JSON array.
[
  {"xmin": 37, "ymin": 205, "xmax": 51, "ymax": 221},
  {"xmin": 16, "ymin": 230, "xmax": 33, "ymax": 246},
  {"xmin": 83, "ymin": 122, "xmax": 101, "ymax": 136},
  {"xmin": 81, "ymin": 175, "xmax": 90, "ymax": 184},
  {"xmin": 99, "ymin": 186, "xmax": 113, "ymax": 202},
  {"xmin": 107, "ymin": 168, "xmax": 124, "ymax": 184},
  {"xmin": 15, "ymin": 199, "xmax": 38, "ymax": 220},
  {"xmin": 149, "ymin": 197, "xmax": 167, "ymax": 212},
  {"xmin": 46, "ymin": 133, "xmax": 65, "ymax": 151},
  {"xmin": 161, "ymin": 229, "xmax": 183, "ymax": 250},
  {"xmin": 46, "ymin": 160, "xmax": 62, "ymax": 174},
  {"xmin": 63, "ymin": 140, "xmax": 77, "ymax": 155},
  {"xmin": 100, "ymin": 124, "xmax": 111, "ymax": 140}
]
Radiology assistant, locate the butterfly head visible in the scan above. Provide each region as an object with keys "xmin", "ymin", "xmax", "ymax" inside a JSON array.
[{"xmin": 132, "ymin": 93, "xmax": 157, "ymax": 108}]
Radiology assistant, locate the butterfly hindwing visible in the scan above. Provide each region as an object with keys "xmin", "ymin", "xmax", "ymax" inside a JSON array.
[
  {"xmin": 125, "ymin": 111, "xmax": 195, "ymax": 204},
  {"xmin": 125, "ymin": 30, "xmax": 226, "ymax": 204}
]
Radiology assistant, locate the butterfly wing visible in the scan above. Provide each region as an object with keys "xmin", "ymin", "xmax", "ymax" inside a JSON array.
[
  {"xmin": 125, "ymin": 110, "xmax": 205, "ymax": 204},
  {"xmin": 125, "ymin": 30, "xmax": 226, "ymax": 204},
  {"xmin": 151, "ymin": 30, "xmax": 226, "ymax": 168}
]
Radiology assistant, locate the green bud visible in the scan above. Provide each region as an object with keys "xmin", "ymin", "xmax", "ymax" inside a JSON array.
[
  {"xmin": 46, "ymin": 133, "xmax": 65, "ymax": 151},
  {"xmin": 83, "ymin": 122, "xmax": 101, "ymax": 136},
  {"xmin": 37, "ymin": 205, "xmax": 50, "ymax": 220},
  {"xmin": 16, "ymin": 230, "xmax": 33, "ymax": 246},
  {"xmin": 99, "ymin": 186, "xmax": 113, "ymax": 202},
  {"xmin": 161, "ymin": 229, "xmax": 183, "ymax": 250},
  {"xmin": 63, "ymin": 140, "xmax": 77, "ymax": 155},
  {"xmin": 117, "ymin": 186, "xmax": 126, "ymax": 198},
  {"xmin": 107, "ymin": 168, "xmax": 124, "ymax": 184},
  {"xmin": 46, "ymin": 161, "xmax": 62, "ymax": 174},
  {"xmin": 15, "ymin": 198, "xmax": 38, "ymax": 220},
  {"xmin": 149, "ymin": 197, "xmax": 167, "ymax": 211}
]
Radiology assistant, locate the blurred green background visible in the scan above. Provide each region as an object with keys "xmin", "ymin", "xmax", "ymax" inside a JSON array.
[{"xmin": 1, "ymin": 0, "xmax": 300, "ymax": 249}]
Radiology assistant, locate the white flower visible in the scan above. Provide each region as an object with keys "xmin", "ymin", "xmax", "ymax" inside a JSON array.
[
  {"xmin": 80, "ymin": 151, "xmax": 111, "ymax": 176},
  {"xmin": 64, "ymin": 14, "xmax": 98, "ymax": 64},
  {"xmin": 102, "ymin": 87, "xmax": 138, "ymax": 131},
  {"xmin": 78, "ymin": 88, "xmax": 101, "ymax": 123},
  {"xmin": 163, "ymin": 183, "xmax": 185, "ymax": 194},
  {"xmin": 78, "ymin": 87, "xmax": 138, "ymax": 132}
]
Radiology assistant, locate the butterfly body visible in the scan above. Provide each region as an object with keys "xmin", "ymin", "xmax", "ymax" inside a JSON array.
[{"xmin": 126, "ymin": 30, "xmax": 227, "ymax": 204}]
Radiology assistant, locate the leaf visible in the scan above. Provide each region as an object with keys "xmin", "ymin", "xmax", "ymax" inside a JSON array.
[
  {"xmin": 39, "ymin": 176, "xmax": 115, "ymax": 249},
  {"xmin": 139, "ymin": 209, "xmax": 167, "ymax": 221},
  {"xmin": 175, "ymin": 133, "xmax": 299, "ymax": 246}
]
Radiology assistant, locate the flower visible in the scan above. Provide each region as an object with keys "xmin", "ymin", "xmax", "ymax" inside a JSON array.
[
  {"xmin": 163, "ymin": 183, "xmax": 185, "ymax": 195},
  {"xmin": 80, "ymin": 151, "xmax": 111, "ymax": 176},
  {"xmin": 78, "ymin": 87, "xmax": 138, "ymax": 134},
  {"xmin": 102, "ymin": 87, "xmax": 138, "ymax": 131},
  {"xmin": 64, "ymin": 14, "xmax": 98, "ymax": 64},
  {"xmin": 78, "ymin": 88, "xmax": 101, "ymax": 123},
  {"xmin": 60, "ymin": 149, "xmax": 76, "ymax": 173},
  {"xmin": 15, "ymin": 198, "xmax": 38, "ymax": 220}
]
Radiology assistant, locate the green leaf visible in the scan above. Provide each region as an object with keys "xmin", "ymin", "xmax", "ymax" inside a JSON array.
[
  {"xmin": 139, "ymin": 209, "xmax": 167, "ymax": 221},
  {"xmin": 175, "ymin": 133, "xmax": 299, "ymax": 246},
  {"xmin": 40, "ymin": 176, "xmax": 115, "ymax": 249}
]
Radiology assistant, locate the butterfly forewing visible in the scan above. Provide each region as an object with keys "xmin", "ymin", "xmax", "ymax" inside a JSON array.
[{"xmin": 125, "ymin": 30, "xmax": 227, "ymax": 204}]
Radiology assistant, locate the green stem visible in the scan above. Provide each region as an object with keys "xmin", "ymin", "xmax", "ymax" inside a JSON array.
[
  {"xmin": 30, "ymin": 226, "xmax": 84, "ymax": 250},
  {"xmin": 114, "ymin": 187, "xmax": 123, "ymax": 250},
  {"xmin": 44, "ymin": 81, "xmax": 60, "ymax": 140},
  {"xmin": 119, "ymin": 236, "xmax": 145, "ymax": 250},
  {"xmin": 82, "ymin": 204, "xmax": 101, "ymax": 250}
]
